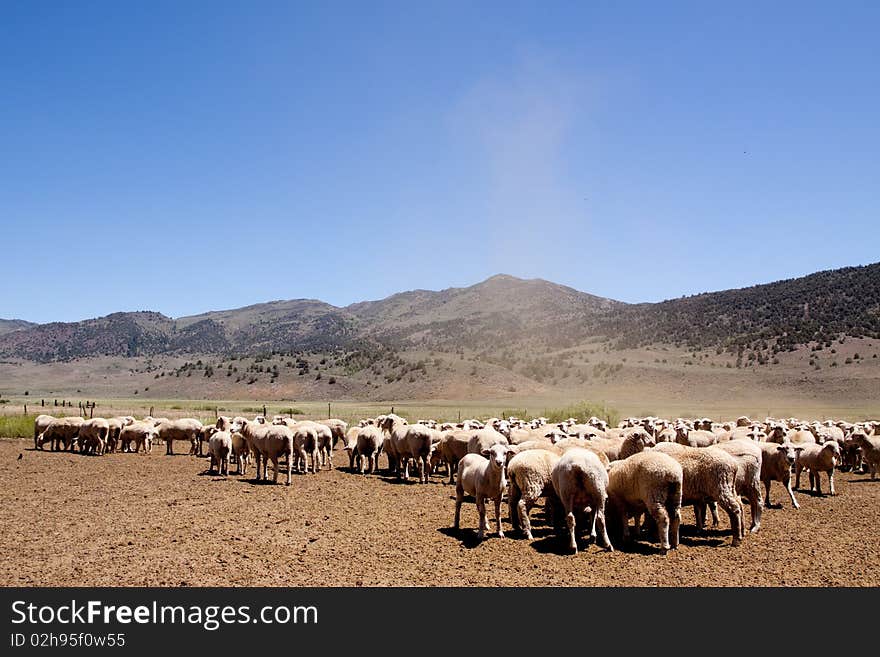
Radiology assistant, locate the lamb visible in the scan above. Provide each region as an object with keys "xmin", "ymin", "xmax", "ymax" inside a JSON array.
[
  {"xmin": 208, "ymin": 430, "xmax": 232, "ymax": 476},
  {"xmin": 33, "ymin": 414, "xmax": 55, "ymax": 450},
  {"xmin": 580, "ymin": 436, "xmax": 625, "ymax": 461},
  {"xmin": 787, "ymin": 429, "xmax": 817, "ymax": 446},
  {"xmin": 654, "ymin": 442, "xmax": 743, "ymax": 546},
  {"xmin": 759, "ymin": 441, "xmax": 802, "ymax": 509},
  {"xmin": 849, "ymin": 430, "xmax": 880, "ymax": 479},
  {"xmin": 231, "ymin": 431, "xmax": 250, "ymax": 475},
  {"xmin": 454, "ymin": 443, "xmax": 513, "ymax": 541},
  {"xmin": 605, "ymin": 451, "xmax": 683, "ymax": 554},
  {"xmin": 506, "ymin": 448, "xmax": 561, "ymax": 540},
  {"xmin": 795, "ymin": 441, "xmax": 841, "ymax": 495},
  {"xmin": 550, "ymin": 448, "xmax": 613, "ymax": 553},
  {"xmin": 273, "ymin": 419, "xmax": 321, "ymax": 473},
  {"xmin": 712, "ymin": 440, "xmax": 764, "ymax": 534},
  {"xmin": 157, "ymin": 418, "xmax": 204, "ymax": 456},
  {"xmin": 355, "ymin": 426, "xmax": 385, "ymax": 475}
]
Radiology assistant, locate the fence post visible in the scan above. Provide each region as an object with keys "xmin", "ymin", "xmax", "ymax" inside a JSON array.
[
  {"xmin": 24, "ymin": 404, "xmax": 27, "ymax": 415},
  {"xmin": 328, "ymin": 402, "xmax": 331, "ymax": 419},
  {"xmin": 150, "ymin": 406, "xmax": 154, "ymax": 417},
  {"xmin": 90, "ymin": 404, "xmax": 94, "ymax": 419},
  {"xmin": 215, "ymin": 407, "xmax": 218, "ymax": 419},
  {"xmin": 262, "ymin": 405, "xmax": 267, "ymax": 418},
  {"xmin": 41, "ymin": 399, "xmax": 44, "ymax": 407}
]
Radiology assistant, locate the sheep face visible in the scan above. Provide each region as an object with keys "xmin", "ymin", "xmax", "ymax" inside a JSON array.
[
  {"xmin": 481, "ymin": 444, "xmax": 510, "ymax": 470},
  {"xmin": 777, "ymin": 442, "xmax": 802, "ymax": 467}
]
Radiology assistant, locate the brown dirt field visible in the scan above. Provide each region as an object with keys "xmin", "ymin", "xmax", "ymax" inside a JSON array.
[{"xmin": 2, "ymin": 439, "xmax": 878, "ymax": 587}]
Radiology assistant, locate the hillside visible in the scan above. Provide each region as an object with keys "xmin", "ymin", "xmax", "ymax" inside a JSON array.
[
  {"xmin": 3, "ymin": 265, "xmax": 880, "ymax": 363},
  {"xmin": 0, "ymin": 319, "xmax": 36, "ymax": 336}
]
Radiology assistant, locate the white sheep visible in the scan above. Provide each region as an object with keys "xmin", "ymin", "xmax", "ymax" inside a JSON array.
[
  {"xmin": 454, "ymin": 443, "xmax": 513, "ymax": 541},
  {"xmin": 759, "ymin": 441, "xmax": 802, "ymax": 509},
  {"xmin": 208, "ymin": 430, "xmax": 232, "ymax": 476},
  {"xmin": 355, "ymin": 426, "xmax": 385, "ymax": 475},
  {"xmin": 506, "ymin": 447, "xmax": 561, "ymax": 540},
  {"xmin": 795, "ymin": 441, "xmax": 841, "ymax": 496},
  {"xmin": 432, "ymin": 430, "xmax": 472, "ymax": 484},
  {"xmin": 550, "ymin": 448, "xmax": 613, "ymax": 553},
  {"xmin": 606, "ymin": 451, "xmax": 683, "ymax": 554},
  {"xmin": 711, "ymin": 439, "xmax": 764, "ymax": 535},
  {"xmin": 654, "ymin": 442, "xmax": 743, "ymax": 546},
  {"xmin": 850, "ymin": 430, "xmax": 880, "ymax": 479},
  {"xmin": 231, "ymin": 431, "xmax": 251, "ymax": 475}
]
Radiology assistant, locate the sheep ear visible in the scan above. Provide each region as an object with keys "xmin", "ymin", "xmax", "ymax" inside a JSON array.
[{"xmin": 481, "ymin": 449, "xmax": 491, "ymax": 457}]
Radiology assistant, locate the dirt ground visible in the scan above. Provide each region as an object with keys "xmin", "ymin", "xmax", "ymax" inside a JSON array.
[{"xmin": 2, "ymin": 439, "xmax": 878, "ymax": 587}]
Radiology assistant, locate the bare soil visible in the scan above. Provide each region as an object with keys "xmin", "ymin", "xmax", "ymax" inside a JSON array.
[{"xmin": 2, "ymin": 439, "xmax": 878, "ymax": 587}]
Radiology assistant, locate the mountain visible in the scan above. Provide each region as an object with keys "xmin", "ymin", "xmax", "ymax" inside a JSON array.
[
  {"xmin": 600, "ymin": 262, "xmax": 880, "ymax": 351},
  {"xmin": 0, "ymin": 319, "xmax": 37, "ymax": 336},
  {"xmin": 1, "ymin": 264, "xmax": 879, "ymax": 364}
]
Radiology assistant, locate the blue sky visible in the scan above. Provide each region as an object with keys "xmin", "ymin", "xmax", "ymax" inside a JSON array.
[{"xmin": 2, "ymin": 1, "xmax": 878, "ymax": 323}]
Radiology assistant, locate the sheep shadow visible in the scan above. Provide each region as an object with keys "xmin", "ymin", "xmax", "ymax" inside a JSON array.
[
  {"xmin": 437, "ymin": 526, "xmax": 496, "ymax": 549},
  {"xmin": 843, "ymin": 477, "xmax": 878, "ymax": 484}
]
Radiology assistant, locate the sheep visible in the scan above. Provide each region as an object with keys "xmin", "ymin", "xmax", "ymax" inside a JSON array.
[
  {"xmin": 654, "ymin": 442, "xmax": 743, "ymax": 546},
  {"xmin": 433, "ymin": 430, "xmax": 472, "ymax": 484},
  {"xmin": 506, "ymin": 448, "xmax": 561, "ymax": 540},
  {"xmin": 208, "ymin": 430, "xmax": 232, "ymax": 476},
  {"xmin": 355, "ymin": 426, "xmax": 385, "ymax": 475},
  {"xmin": 157, "ymin": 418, "xmax": 203, "ymax": 456},
  {"xmin": 466, "ymin": 428, "xmax": 509, "ymax": 455},
  {"xmin": 117, "ymin": 421, "xmax": 158, "ymax": 454},
  {"xmin": 236, "ymin": 419, "xmax": 295, "ymax": 485},
  {"xmin": 712, "ymin": 440, "xmax": 764, "ymax": 534},
  {"xmin": 606, "ymin": 451, "xmax": 683, "ymax": 554},
  {"xmin": 453, "ymin": 443, "xmax": 513, "ymax": 541},
  {"xmin": 849, "ymin": 430, "xmax": 880, "ymax": 479},
  {"xmin": 340, "ymin": 426, "xmax": 361, "ymax": 470},
  {"xmin": 378, "ymin": 414, "xmax": 410, "ymax": 477},
  {"xmin": 273, "ymin": 419, "xmax": 320, "ymax": 473},
  {"xmin": 38, "ymin": 417, "xmax": 84, "ymax": 451},
  {"xmin": 580, "ymin": 436, "xmax": 625, "ymax": 461},
  {"xmin": 759, "ymin": 441, "xmax": 802, "ymax": 509},
  {"xmin": 404, "ymin": 423, "xmax": 441, "ymax": 483},
  {"xmin": 320, "ymin": 419, "xmax": 349, "ymax": 450},
  {"xmin": 550, "ymin": 448, "xmax": 613, "ymax": 553},
  {"xmin": 566, "ymin": 424, "xmax": 606, "ymax": 440},
  {"xmin": 77, "ymin": 418, "xmax": 110, "ymax": 455},
  {"xmin": 619, "ymin": 429, "xmax": 655, "ymax": 459},
  {"xmin": 33, "ymin": 414, "xmax": 55, "ymax": 450},
  {"xmin": 231, "ymin": 431, "xmax": 250, "ymax": 475},
  {"xmin": 105, "ymin": 416, "xmax": 135, "ymax": 453},
  {"xmin": 787, "ymin": 430, "xmax": 817, "ymax": 446},
  {"xmin": 795, "ymin": 441, "xmax": 841, "ymax": 496},
  {"xmin": 675, "ymin": 426, "xmax": 718, "ymax": 448}
]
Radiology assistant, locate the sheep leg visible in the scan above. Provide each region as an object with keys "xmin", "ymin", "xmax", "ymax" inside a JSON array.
[
  {"xmin": 518, "ymin": 499, "xmax": 534, "ymax": 540},
  {"xmin": 507, "ymin": 486, "xmax": 520, "ymax": 529},
  {"xmin": 565, "ymin": 510, "xmax": 578, "ymax": 553},
  {"xmin": 286, "ymin": 453, "xmax": 292, "ymax": 486},
  {"xmin": 648, "ymin": 503, "xmax": 671, "ymax": 555},
  {"xmin": 453, "ymin": 484, "xmax": 464, "ymax": 530},
  {"xmin": 709, "ymin": 501, "xmax": 719, "ymax": 527},
  {"xmin": 827, "ymin": 471, "xmax": 835, "ymax": 496},
  {"xmin": 271, "ymin": 456, "xmax": 280, "ymax": 484},
  {"xmin": 494, "ymin": 498, "xmax": 504, "ymax": 538},
  {"xmin": 795, "ymin": 464, "xmax": 803, "ymax": 490},
  {"xmin": 595, "ymin": 507, "xmax": 613, "ymax": 552},
  {"xmin": 448, "ymin": 459, "xmax": 456, "ymax": 485},
  {"xmin": 476, "ymin": 497, "xmax": 487, "ymax": 541},
  {"xmin": 718, "ymin": 493, "xmax": 743, "ymax": 547},
  {"xmin": 668, "ymin": 503, "xmax": 681, "ymax": 550},
  {"xmin": 748, "ymin": 490, "xmax": 762, "ymax": 533}
]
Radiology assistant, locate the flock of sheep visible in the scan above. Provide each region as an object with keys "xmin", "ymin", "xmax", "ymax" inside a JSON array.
[{"xmin": 31, "ymin": 411, "xmax": 880, "ymax": 554}]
